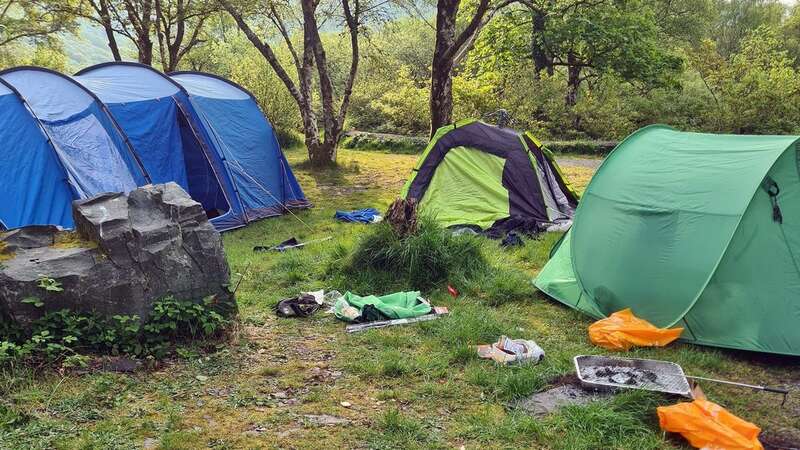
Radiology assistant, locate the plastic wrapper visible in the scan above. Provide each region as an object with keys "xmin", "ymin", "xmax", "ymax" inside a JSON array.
[
  {"xmin": 588, "ymin": 308, "xmax": 683, "ymax": 351},
  {"xmin": 657, "ymin": 399, "xmax": 763, "ymax": 450}
]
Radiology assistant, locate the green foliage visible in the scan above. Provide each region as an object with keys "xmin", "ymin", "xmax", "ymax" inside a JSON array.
[
  {"xmin": 361, "ymin": 66, "xmax": 430, "ymax": 135},
  {"xmin": 691, "ymin": 27, "xmax": 800, "ymax": 134},
  {"xmin": 36, "ymin": 275, "xmax": 63, "ymax": 292},
  {"xmin": 544, "ymin": 140, "xmax": 617, "ymax": 155},
  {"xmin": 0, "ymin": 296, "xmax": 234, "ymax": 367},
  {"xmin": 334, "ymin": 216, "xmax": 490, "ymax": 292},
  {"xmin": 340, "ymin": 132, "xmax": 427, "ymax": 154}
]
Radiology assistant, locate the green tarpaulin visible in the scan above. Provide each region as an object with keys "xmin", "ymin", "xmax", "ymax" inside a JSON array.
[
  {"xmin": 334, "ymin": 291, "xmax": 431, "ymax": 322},
  {"xmin": 535, "ymin": 124, "xmax": 800, "ymax": 356}
]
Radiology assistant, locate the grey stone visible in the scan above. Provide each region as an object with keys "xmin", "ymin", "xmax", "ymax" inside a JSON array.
[
  {"xmin": 1, "ymin": 225, "xmax": 59, "ymax": 252},
  {"xmin": 0, "ymin": 183, "xmax": 235, "ymax": 324}
]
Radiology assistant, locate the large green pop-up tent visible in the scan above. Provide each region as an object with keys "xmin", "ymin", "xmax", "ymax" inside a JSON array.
[
  {"xmin": 401, "ymin": 119, "xmax": 578, "ymax": 234},
  {"xmin": 535, "ymin": 125, "xmax": 800, "ymax": 356}
]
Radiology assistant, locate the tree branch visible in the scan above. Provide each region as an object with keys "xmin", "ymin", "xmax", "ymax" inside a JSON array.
[{"xmin": 218, "ymin": 0, "xmax": 305, "ymax": 108}]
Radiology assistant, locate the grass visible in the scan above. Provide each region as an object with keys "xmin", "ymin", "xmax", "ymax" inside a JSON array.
[{"xmin": 1, "ymin": 147, "xmax": 798, "ymax": 449}]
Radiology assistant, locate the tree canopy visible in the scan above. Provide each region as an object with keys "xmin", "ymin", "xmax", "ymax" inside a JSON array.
[{"xmin": 0, "ymin": 0, "xmax": 799, "ymax": 156}]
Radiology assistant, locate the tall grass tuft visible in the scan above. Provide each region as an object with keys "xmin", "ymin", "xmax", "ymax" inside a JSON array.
[{"xmin": 338, "ymin": 216, "xmax": 489, "ymax": 292}]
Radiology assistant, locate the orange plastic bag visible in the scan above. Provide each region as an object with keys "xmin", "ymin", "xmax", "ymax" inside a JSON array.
[
  {"xmin": 588, "ymin": 308, "xmax": 683, "ymax": 351},
  {"xmin": 657, "ymin": 399, "xmax": 764, "ymax": 450}
]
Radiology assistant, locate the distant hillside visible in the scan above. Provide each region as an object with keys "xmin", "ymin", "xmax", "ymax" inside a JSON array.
[{"xmin": 62, "ymin": 22, "xmax": 136, "ymax": 72}]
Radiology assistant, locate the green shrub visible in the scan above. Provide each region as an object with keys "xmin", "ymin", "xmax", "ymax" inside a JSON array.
[
  {"xmin": 543, "ymin": 141, "xmax": 617, "ymax": 155},
  {"xmin": 340, "ymin": 132, "xmax": 427, "ymax": 154},
  {"xmin": 0, "ymin": 296, "xmax": 235, "ymax": 367},
  {"xmin": 337, "ymin": 216, "xmax": 489, "ymax": 292}
]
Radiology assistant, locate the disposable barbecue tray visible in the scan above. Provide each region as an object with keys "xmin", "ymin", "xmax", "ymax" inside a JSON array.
[{"xmin": 574, "ymin": 355, "xmax": 692, "ymax": 397}]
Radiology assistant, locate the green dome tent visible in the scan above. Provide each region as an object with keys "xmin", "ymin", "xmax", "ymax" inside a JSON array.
[
  {"xmin": 401, "ymin": 120, "xmax": 578, "ymax": 234},
  {"xmin": 535, "ymin": 125, "xmax": 800, "ymax": 356}
]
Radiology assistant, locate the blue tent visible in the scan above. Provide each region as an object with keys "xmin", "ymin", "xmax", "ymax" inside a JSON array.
[
  {"xmin": 170, "ymin": 71, "xmax": 310, "ymax": 228},
  {"xmin": 75, "ymin": 63, "xmax": 309, "ymax": 231},
  {"xmin": 75, "ymin": 62, "xmax": 239, "ymax": 229},
  {"xmin": 0, "ymin": 67, "xmax": 149, "ymax": 229}
]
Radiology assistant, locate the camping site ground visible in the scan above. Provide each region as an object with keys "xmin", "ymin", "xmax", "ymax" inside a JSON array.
[{"xmin": 0, "ymin": 146, "xmax": 798, "ymax": 449}]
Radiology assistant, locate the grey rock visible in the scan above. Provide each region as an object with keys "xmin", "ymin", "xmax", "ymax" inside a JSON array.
[
  {"xmin": 0, "ymin": 183, "xmax": 235, "ymax": 324},
  {"xmin": 1, "ymin": 225, "xmax": 59, "ymax": 252}
]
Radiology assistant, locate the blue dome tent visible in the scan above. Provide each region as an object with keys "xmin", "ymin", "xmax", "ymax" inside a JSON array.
[
  {"xmin": 170, "ymin": 71, "xmax": 310, "ymax": 228},
  {"xmin": 0, "ymin": 67, "xmax": 149, "ymax": 229},
  {"xmin": 75, "ymin": 62, "xmax": 239, "ymax": 229},
  {"xmin": 0, "ymin": 63, "xmax": 308, "ymax": 232}
]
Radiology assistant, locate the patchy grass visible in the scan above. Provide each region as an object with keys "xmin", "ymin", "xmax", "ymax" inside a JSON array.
[{"xmin": 1, "ymin": 147, "xmax": 798, "ymax": 449}]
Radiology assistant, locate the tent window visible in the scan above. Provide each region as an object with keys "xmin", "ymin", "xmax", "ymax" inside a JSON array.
[{"xmin": 176, "ymin": 111, "xmax": 230, "ymax": 218}]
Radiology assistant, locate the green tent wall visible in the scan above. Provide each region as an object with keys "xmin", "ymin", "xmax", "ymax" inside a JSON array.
[{"xmin": 535, "ymin": 125, "xmax": 800, "ymax": 356}]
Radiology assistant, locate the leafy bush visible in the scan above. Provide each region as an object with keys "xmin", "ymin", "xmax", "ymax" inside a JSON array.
[
  {"xmin": 543, "ymin": 140, "xmax": 618, "ymax": 155},
  {"xmin": 0, "ymin": 296, "xmax": 234, "ymax": 368},
  {"xmin": 340, "ymin": 132, "xmax": 427, "ymax": 154}
]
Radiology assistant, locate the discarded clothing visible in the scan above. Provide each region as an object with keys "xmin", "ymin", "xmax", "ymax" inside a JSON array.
[
  {"xmin": 333, "ymin": 291, "xmax": 431, "ymax": 322},
  {"xmin": 657, "ymin": 399, "xmax": 764, "ymax": 450},
  {"xmin": 501, "ymin": 232, "xmax": 524, "ymax": 247},
  {"xmin": 255, "ymin": 237, "xmax": 299, "ymax": 252},
  {"xmin": 254, "ymin": 236, "xmax": 333, "ymax": 252},
  {"xmin": 356, "ymin": 304, "xmax": 390, "ymax": 323},
  {"xmin": 477, "ymin": 336, "xmax": 545, "ymax": 365},
  {"xmin": 334, "ymin": 208, "xmax": 382, "ymax": 223},
  {"xmin": 276, "ymin": 291, "xmax": 324, "ymax": 318},
  {"xmin": 588, "ymin": 308, "xmax": 683, "ymax": 351}
]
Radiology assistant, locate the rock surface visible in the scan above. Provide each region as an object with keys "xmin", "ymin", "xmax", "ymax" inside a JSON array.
[{"xmin": 0, "ymin": 183, "xmax": 234, "ymax": 324}]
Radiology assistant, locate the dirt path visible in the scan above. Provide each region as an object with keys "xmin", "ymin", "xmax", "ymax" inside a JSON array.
[{"xmin": 556, "ymin": 157, "xmax": 603, "ymax": 170}]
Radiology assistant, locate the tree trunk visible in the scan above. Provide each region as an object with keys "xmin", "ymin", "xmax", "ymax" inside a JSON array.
[
  {"xmin": 98, "ymin": 0, "xmax": 122, "ymax": 61},
  {"xmin": 220, "ymin": 0, "xmax": 360, "ymax": 167},
  {"xmin": 531, "ymin": 9, "xmax": 552, "ymax": 78},
  {"xmin": 430, "ymin": 63, "xmax": 454, "ymax": 137},
  {"xmin": 565, "ymin": 52, "xmax": 581, "ymax": 107},
  {"xmin": 138, "ymin": 39, "xmax": 153, "ymax": 65},
  {"xmin": 430, "ymin": 0, "xmax": 458, "ymax": 137},
  {"xmin": 565, "ymin": 52, "xmax": 582, "ymax": 129}
]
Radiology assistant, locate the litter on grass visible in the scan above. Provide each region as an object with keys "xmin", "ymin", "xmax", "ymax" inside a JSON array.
[
  {"xmin": 333, "ymin": 291, "xmax": 432, "ymax": 323},
  {"xmin": 334, "ymin": 208, "xmax": 382, "ymax": 223},
  {"xmin": 345, "ymin": 307, "xmax": 449, "ymax": 333},
  {"xmin": 500, "ymin": 231, "xmax": 524, "ymax": 248},
  {"xmin": 574, "ymin": 355, "xmax": 692, "ymax": 396},
  {"xmin": 658, "ymin": 399, "xmax": 764, "ymax": 450},
  {"xmin": 253, "ymin": 236, "xmax": 332, "ymax": 252},
  {"xmin": 276, "ymin": 290, "xmax": 340, "ymax": 318},
  {"xmin": 477, "ymin": 336, "xmax": 545, "ymax": 365},
  {"xmin": 588, "ymin": 308, "xmax": 683, "ymax": 351},
  {"xmin": 275, "ymin": 293, "xmax": 323, "ymax": 318},
  {"xmin": 575, "ymin": 354, "xmax": 790, "ymax": 403}
]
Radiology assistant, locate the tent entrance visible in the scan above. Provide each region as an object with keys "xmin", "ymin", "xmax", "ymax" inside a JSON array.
[{"xmin": 176, "ymin": 107, "xmax": 230, "ymax": 219}]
